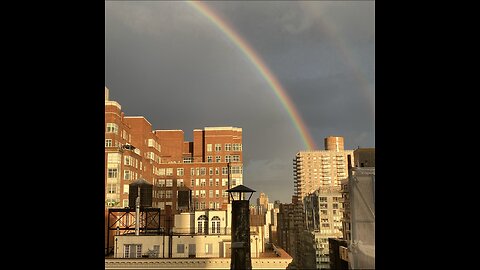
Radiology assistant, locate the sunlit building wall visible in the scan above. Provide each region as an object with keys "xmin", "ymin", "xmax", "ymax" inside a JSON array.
[
  {"xmin": 105, "ymin": 87, "xmax": 243, "ymax": 213},
  {"xmin": 293, "ymin": 136, "xmax": 354, "ymax": 202}
]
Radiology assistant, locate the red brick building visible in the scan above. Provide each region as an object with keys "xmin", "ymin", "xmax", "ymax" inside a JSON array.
[{"xmin": 105, "ymin": 87, "xmax": 243, "ymax": 213}]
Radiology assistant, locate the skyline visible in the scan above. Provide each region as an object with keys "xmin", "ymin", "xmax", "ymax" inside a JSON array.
[{"xmin": 105, "ymin": 1, "xmax": 375, "ymax": 203}]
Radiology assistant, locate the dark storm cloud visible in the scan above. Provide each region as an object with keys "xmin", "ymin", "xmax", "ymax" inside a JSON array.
[{"xmin": 105, "ymin": 1, "xmax": 374, "ymax": 203}]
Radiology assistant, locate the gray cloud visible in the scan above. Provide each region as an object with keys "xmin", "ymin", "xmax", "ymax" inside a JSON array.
[{"xmin": 105, "ymin": 1, "xmax": 374, "ymax": 203}]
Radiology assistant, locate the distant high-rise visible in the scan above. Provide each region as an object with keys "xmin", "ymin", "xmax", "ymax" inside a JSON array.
[
  {"xmin": 257, "ymin": 192, "xmax": 269, "ymax": 214},
  {"xmin": 293, "ymin": 136, "xmax": 354, "ymax": 202}
]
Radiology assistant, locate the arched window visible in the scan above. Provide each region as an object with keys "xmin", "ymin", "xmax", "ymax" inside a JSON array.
[
  {"xmin": 211, "ymin": 216, "xmax": 221, "ymax": 234},
  {"xmin": 197, "ymin": 215, "xmax": 208, "ymax": 234}
]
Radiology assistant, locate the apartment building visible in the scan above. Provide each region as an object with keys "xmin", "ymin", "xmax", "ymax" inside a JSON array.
[
  {"xmin": 301, "ymin": 186, "xmax": 344, "ymax": 269},
  {"xmin": 293, "ymin": 136, "xmax": 354, "ymax": 202},
  {"xmin": 105, "ymin": 87, "xmax": 243, "ymax": 213}
]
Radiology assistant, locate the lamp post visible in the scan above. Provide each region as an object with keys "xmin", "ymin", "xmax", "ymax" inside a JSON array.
[{"xmin": 226, "ymin": 185, "xmax": 255, "ymax": 270}]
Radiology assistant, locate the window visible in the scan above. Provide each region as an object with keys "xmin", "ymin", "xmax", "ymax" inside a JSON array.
[
  {"xmin": 158, "ymin": 180, "xmax": 165, "ymax": 187},
  {"xmin": 209, "ymin": 168, "xmax": 213, "ymax": 175},
  {"xmin": 124, "ymin": 156, "xmax": 132, "ymax": 166},
  {"xmin": 205, "ymin": 243, "xmax": 213, "ymax": 254},
  {"xmin": 216, "ymin": 156, "xmax": 221, "ymax": 163},
  {"xmin": 107, "ymin": 184, "xmax": 117, "ymax": 194},
  {"xmin": 105, "ymin": 139, "xmax": 112, "ymax": 147},
  {"xmin": 209, "ymin": 190, "xmax": 213, "ymax": 198},
  {"xmin": 207, "ymin": 144, "xmax": 212, "ymax": 152},
  {"xmin": 159, "ymin": 168, "xmax": 165, "ymax": 176},
  {"xmin": 166, "ymin": 179, "xmax": 173, "ymax": 187},
  {"xmin": 222, "ymin": 167, "xmax": 228, "ymax": 175},
  {"xmin": 209, "ymin": 202, "xmax": 213, "ymax": 209},
  {"xmin": 123, "ymin": 184, "xmax": 129, "ymax": 194},
  {"xmin": 136, "ymin": 245, "xmax": 142, "ymax": 258},
  {"xmin": 177, "ymin": 244, "xmax": 185, "ymax": 254},
  {"xmin": 222, "ymin": 179, "xmax": 228, "ymax": 186},
  {"xmin": 225, "ymin": 143, "xmax": 231, "ymax": 151},
  {"xmin": 200, "ymin": 168, "xmax": 206, "ymax": 176},
  {"xmin": 209, "ymin": 179, "xmax": 213, "ymax": 186},
  {"xmin": 124, "ymin": 170, "xmax": 131, "ymax": 180},
  {"xmin": 215, "ymin": 190, "xmax": 220, "ymax": 198},
  {"xmin": 177, "ymin": 168, "xmax": 184, "ymax": 176},
  {"xmin": 200, "ymin": 179, "xmax": 206, "ymax": 187},
  {"xmin": 215, "ymin": 144, "xmax": 222, "ymax": 151},
  {"xmin": 215, "ymin": 179, "xmax": 219, "ymax": 186},
  {"xmin": 230, "ymin": 166, "xmax": 242, "ymax": 174},
  {"xmin": 108, "ymin": 168, "xmax": 118, "ymax": 178},
  {"xmin": 177, "ymin": 179, "xmax": 184, "ymax": 187},
  {"xmin": 225, "ymin": 155, "xmax": 231, "ymax": 163},
  {"xmin": 200, "ymin": 190, "xmax": 206, "ymax": 198},
  {"xmin": 198, "ymin": 215, "xmax": 208, "ymax": 234},
  {"xmin": 183, "ymin": 157, "xmax": 193, "ymax": 163},
  {"xmin": 106, "ymin": 123, "xmax": 118, "ymax": 134},
  {"xmin": 166, "ymin": 168, "xmax": 173, "ymax": 176},
  {"xmin": 211, "ymin": 216, "xmax": 221, "ymax": 234},
  {"xmin": 215, "ymin": 168, "xmax": 219, "ymax": 175},
  {"xmin": 148, "ymin": 139, "xmax": 155, "ymax": 147},
  {"xmin": 191, "ymin": 168, "xmax": 195, "ymax": 176},
  {"xmin": 166, "ymin": 190, "xmax": 172, "ymax": 199},
  {"xmin": 207, "ymin": 156, "xmax": 213, "ymax": 163},
  {"xmin": 232, "ymin": 155, "xmax": 240, "ymax": 162},
  {"xmin": 124, "ymin": 244, "xmax": 142, "ymax": 258},
  {"xmin": 124, "ymin": 245, "xmax": 130, "ymax": 258},
  {"xmin": 232, "ymin": 143, "xmax": 242, "ymax": 151}
]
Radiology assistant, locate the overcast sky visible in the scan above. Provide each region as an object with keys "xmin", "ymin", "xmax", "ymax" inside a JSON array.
[{"xmin": 105, "ymin": 1, "xmax": 375, "ymax": 203}]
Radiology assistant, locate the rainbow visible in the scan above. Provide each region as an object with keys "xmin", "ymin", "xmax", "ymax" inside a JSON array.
[{"xmin": 187, "ymin": 0, "xmax": 317, "ymax": 150}]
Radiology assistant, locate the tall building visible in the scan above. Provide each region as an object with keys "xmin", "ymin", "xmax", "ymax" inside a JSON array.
[
  {"xmin": 105, "ymin": 87, "xmax": 244, "ymax": 213},
  {"xmin": 301, "ymin": 186, "xmax": 344, "ymax": 269},
  {"xmin": 293, "ymin": 136, "xmax": 354, "ymax": 202},
  {"xmin": 340, "ymin": 148, "xmax": 375, "ymax": 269},
  {"xmin": 341, "ymin": 148, "xmax": 375, "ymax": 242},
  {"xmin": 257, "ymin": 192, "xmax": 269, "ymax": 214},
  {"xmin": 290, "ymin": 136, "xmax": 354, "ymax": 269}
]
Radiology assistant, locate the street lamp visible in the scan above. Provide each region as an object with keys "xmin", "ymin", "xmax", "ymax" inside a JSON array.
[{"xmin": 226, "ymin": 185, "xmax": 256, "ymax": 270}]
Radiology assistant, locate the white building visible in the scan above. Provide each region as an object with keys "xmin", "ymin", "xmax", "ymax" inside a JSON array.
[{"xmin": 107, "ymin": 204, "xmax": 292, "ymax": 269}]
